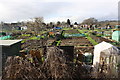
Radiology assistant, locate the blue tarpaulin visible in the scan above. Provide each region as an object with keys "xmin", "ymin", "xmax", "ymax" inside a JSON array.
[{"xmin": 54, "ymin": 27, "xmax": 62, "ymax": 29}]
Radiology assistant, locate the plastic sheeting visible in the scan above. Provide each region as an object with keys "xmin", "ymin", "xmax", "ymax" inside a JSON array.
[
  {"xmin": 64, "ymin": 33, "xmax": 85, "ymax": 37},
  {"xmin": 115, "ymin": 25, "xmax": 120, "ymax": 29},
  {"xmin": 93, "ymin": 41, "xmax": 120, "ymax": 66},
  {"xmin": 0, "ymin": 35, "xmax": 11, "ymax": 40},
  {"xmin": 112, "ymin": 31, "xmax": 120, "ymax": 42}
]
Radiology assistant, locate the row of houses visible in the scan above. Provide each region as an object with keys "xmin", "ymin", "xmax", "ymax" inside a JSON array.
[
  {"xmin": 1, "ymin": 23, "xmax": 27, "ymax": 31},
  {"xmin": 1, "ymin": 22, "xmax": 118, "ymax": 31}
]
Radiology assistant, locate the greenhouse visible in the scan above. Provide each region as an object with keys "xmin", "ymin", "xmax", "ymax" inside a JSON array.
[
  {"xmin": 112, "ymin": 31, "xmax": 120, "ymax": 42},
  {"xmin": 93, "ymin": 41, "xmax": 120, "ymax": 78}
]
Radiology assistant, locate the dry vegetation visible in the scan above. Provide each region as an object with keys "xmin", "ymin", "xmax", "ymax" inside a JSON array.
[{"xmin": 2, "ymin": 47, "xmax": 92, "ymax": 80}]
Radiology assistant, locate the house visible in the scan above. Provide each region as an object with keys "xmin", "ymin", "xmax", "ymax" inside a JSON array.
[
  {"xmin": 20, "ymin": 26, "xmax": 27, "ymax": 30},
  {"xmin": 1, "ymin": 23, "xmax": 12, "ymax": 31},
  {"xmin": 14, "ymin": 26, "xmax": 27, "ymax": 30},
  {"xmin": 73, "ymin": 24, "xmax": 78, "ymax": 28}
]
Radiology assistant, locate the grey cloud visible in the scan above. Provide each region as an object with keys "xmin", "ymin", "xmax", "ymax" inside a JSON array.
[
  {"xmin": 0, "ymin": 0, "xmax": 118, "ymax": 22},
  {"xmin": 1, "ymin": 1, "xmax": 71, "ymax": 22}
]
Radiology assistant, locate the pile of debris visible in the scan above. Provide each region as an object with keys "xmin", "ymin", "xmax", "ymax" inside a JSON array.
[
  {"xmin": 2, "ymin": 56, "xmax": 45, "ymax": 80},
  {"xmin": 42, "ymin": 47, "xmax": 73, "ymax": 79},
  {"xmin": 2, "ymin": 47, "xmax": 91, "ymax": 80}
]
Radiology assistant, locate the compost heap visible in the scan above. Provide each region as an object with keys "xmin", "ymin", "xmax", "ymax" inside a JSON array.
[{"xmin": 2, "ymin": 47, "xmax": 89, "ymax": 80}]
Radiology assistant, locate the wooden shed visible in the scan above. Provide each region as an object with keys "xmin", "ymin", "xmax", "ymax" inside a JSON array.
[
  {"xmin": 0, "ymin": 40, "xmax": 22, "ymax": 65},
  {"xmin": 0, "ymin": 40, "xmax": 22, "ymax": 77},
  {"xmin": 59, "ymin": 46, "xmax": 74, "ymax": 62}
]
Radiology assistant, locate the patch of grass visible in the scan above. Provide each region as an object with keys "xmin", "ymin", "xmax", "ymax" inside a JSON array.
[
  {"xmin": 78, "ymin": 29, "xmax": 98, "ymax": 45},
  {"xmin": 21, "ymin": 34, "xmax": 30, "ymax": 37},
  {"xmin": 56, "ymin": 40, "xmax": 61, "ymax": 46},
  {"xmin": 96, "ymin": 34, "xmax": 103, "ymax": 37},
  {"xmin": 21, "ymin": 40, "xmax": 26, "ymax": 43},
  {"xmin": 29, "ymin": 37, "xmax": 40, "ymax": 40},
  {"xmin": 87, "ymin": 35, "xmax": 98, "ymax": 45},
  {"xmin": 62, "ymin": 28, "xmax": 72, "ymax": 30},
  {"xmin": 77, "ymin": 29, "xmax": 84, "ymax": 33}
]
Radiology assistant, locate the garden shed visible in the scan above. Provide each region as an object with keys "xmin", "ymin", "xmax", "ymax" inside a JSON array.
[
  {"xmin": 112, "ymin": 31, "xmax": 120, "ymax": 42},
  {"xmin": 0, "ymin": 40, "xmax": 22, "ymax": 76},
  {"xmin": 93, "ymin": 41, "xmax": 120, "ymax": 78},
  {"xmin": 0, "ymin": 40, "xmax": 22, "ymax": 64},
  {"xmin": 59, "ymin": 46, "xmax": 74, "ymax": 62}
]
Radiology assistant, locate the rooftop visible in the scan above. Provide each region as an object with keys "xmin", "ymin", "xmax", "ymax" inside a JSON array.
[{"xmin": 0, "ymin": 40, "xmax": 22, "ymax": 46}]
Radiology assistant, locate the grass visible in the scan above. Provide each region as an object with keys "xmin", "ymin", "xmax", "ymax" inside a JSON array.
[
  {"xmin": 87, "ymin": 35, "xmax": 98, "ymax": 45},
  {"xmin": 78, "ymin": 29, "xmax": 98, "ymax": 45},
  {"xmin": 96, "ymin": 34, "xmax": 104, "ymax": 37},
  {"xmin": 62, "ymin": 28, "xmax": 72, "ymax": 30},
  {"xmin": 85, "ymin": 32, "xmax": 98, "ymax": 45},
  {"xmin": 29, "ymin": 36, "xmax": 40, "ymax": 40},
  {"xmin": 21, "ymin": 36, "xmax": 40, "ymax": 43},
  {"xmin": 21, "ymin": 34, "xmax": 31, "ymax": 37},
  {"xmin": 77, "ymin": 29, "xmax": 84, "ymax": 33},
  {"xmin": 21, "ymin": 40, "xmax": 26, "ymax": 43},
  {"xmin": 20, "ymin": 31, "xmax": 48, "ymax": 43},
  {"xmin": 56, "ymin": 40, "xmax": 61, "ymax": 46}
]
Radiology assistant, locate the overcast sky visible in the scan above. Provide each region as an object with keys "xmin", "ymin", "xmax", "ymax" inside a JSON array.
[{"xmin": 0, "ymin": 0, "xmax": 119, "ymax": 23}]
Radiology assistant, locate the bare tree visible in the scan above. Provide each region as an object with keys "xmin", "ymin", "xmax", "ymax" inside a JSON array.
[
  {"xmin": 81, "ymin": 17, "xmax": 98, "ymax": 25},
  {"xmin": 24, "ymin": 17, "xmax": 44, "ymax": 34},
  {"xmin": 56, "ymin": 21, "xmax": 61, "ymax": 26}
]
